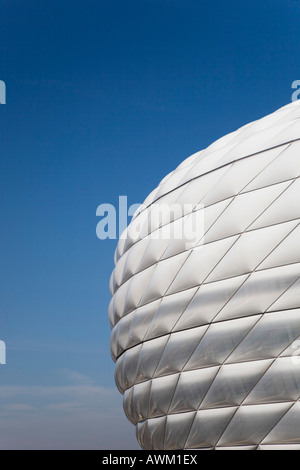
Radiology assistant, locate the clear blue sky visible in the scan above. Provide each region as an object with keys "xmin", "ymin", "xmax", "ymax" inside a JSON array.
[{"xmin": 0, "ymin": 0, "xmax": 299, "ymax": 449}]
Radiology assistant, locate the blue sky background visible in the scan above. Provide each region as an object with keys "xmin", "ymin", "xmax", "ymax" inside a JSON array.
[{"xmin": 0, "ymin": 0, "xmax": 299, "ymax": 449}]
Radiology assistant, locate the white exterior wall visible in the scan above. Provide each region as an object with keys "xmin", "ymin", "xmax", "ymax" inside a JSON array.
[{"xmin": 109, "ymin": 101, "xmax": 300, "ymax": 449}]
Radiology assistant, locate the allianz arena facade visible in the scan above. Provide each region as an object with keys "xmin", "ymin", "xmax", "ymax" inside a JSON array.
[{"xmin": 109, "ymin": 101, "xmax": 300, "ymax": 450}]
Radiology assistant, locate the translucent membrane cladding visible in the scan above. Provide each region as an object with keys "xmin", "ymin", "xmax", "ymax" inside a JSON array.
[{"xmin": 109, "ymin": 101, "xmax": 300, "ymax": 449}]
